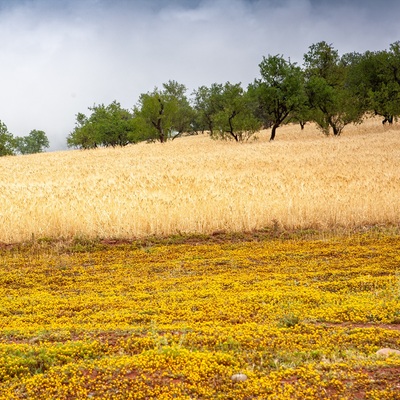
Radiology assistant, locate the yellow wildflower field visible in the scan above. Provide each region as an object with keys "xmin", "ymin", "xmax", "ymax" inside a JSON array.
[{"xmin": 0, "ymin": 232, "xmax": 399, "ymax": 399}]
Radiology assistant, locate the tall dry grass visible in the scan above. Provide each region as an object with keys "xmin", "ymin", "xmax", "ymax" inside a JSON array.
[{"xmin": 0, "ymin": 118, "xmax": 399, "ymax": 243}]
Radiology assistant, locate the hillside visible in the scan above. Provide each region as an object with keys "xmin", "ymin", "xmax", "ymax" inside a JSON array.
[{"xmin": 0, "ymin": 118, "xmax": 399, "ymax": 244}]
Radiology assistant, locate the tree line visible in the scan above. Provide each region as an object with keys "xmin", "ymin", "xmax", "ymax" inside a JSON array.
[
  {"xmin": 1, "ymin": 41, "xmax": 399, "ymax": 155},
  {"xmin": 0, "ymin": 122, "xmax": 49, "ymax": 156}
]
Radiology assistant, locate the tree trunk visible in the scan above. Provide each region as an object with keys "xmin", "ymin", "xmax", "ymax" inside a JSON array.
[
  {"xmin": 382, "ymin": 115, "xmax": 393, "ymax": 124},
  {"xmin": 157, "ymin": 98, "xmax": 165, "ymax": 142},
  {"xmin": 207, "ymin": 115, "xmax": 213, "ymax": 135},
  {"xmin": 330, "ymin": 120, "xmax": 342, "ymax": 136},
  {"xmin": 269, "ymin": 111, "xmax": 289, "ymax": 141},
  {"xmin": 159, "ymin": 128, "xmax": 165, "ymax": 143},
  {"xmin": 228, "ymin": 112, "xmax": 239, "ymax": 142},
  {"xmin": 270, "ymin": 124, "xmax": 278, "ymax": 141},
  {"xmin": 327, "ymin": 115, "xmax": 341, "ymax": 136}
]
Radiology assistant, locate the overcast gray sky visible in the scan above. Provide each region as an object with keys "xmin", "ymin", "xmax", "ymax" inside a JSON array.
[{"xmin": 0, "ymin": 0, "xmax": 399, "ymax": 151}]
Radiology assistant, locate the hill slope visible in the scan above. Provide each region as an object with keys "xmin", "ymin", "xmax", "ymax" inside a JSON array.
[{"xmin": 0, "ymin": 119, "xmax": 399, "ymax": 243}]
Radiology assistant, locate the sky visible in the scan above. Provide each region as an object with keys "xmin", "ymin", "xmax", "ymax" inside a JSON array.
[{"xmin": 0, "ymin": 0, "xmax": 399, "ymax": 151}]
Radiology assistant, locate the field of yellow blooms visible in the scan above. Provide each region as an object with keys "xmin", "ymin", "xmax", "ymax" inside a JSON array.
[{"xmin": 0, "ymin": 232, "xmax": 399, "ymax": 399}]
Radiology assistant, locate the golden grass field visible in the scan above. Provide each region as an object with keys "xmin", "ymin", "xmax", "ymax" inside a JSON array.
[{"xmin": 0, "ymin": 117, "xmax": 399, "ymax": 244}]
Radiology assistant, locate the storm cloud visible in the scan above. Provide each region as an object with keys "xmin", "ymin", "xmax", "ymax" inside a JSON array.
[{"xmin": 0, "ymin": 0, "xmax": 399, "ymax": 150}]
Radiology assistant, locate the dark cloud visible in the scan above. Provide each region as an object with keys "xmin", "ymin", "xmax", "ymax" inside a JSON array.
[{"xmin": 0, "ymin": 0, "xmax": 399, "ymax": 150}]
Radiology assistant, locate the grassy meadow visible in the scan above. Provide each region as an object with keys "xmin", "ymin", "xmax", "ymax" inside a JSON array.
[
  {"xmin": 0, "ymin": 118, "xmax": 399, "ymax": 243},
  {"xmin": 0, "ymin": 119, "xmax": 400, "ymax": 399}
]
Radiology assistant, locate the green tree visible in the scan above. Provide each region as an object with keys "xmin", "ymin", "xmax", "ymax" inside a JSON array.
[
  {"xmin": 210, "ymin": 82, "xmax": 261, "ymax": 142},
  {"xmin": 163, "ymin": 80, "xmax": 195, "ymax": 138},
  {"xmin": 248, "ymin": 54, "xmax": 307, "ymax": 141},
  {"xmin": 15, "ymin": 130, "xmax": 49, "ymax": 155},
  {"xmin": 67, "ymin": 112, "xmax": 97, "ymax": 149},
  {"xmin": 0, "ymin": 121, "xmax": 15, "ymax": 156},
  {"xmin": 303, "ymin": 41, "xmax": 364, "ymax": 136},
  {"xmin": 346, "ymin": 43, "xmax": 400, "ymax": 123},
  {"xmin": 191, "ymin": 83, "xmax": 224, "ymax": 135},
  {"xmin": 340, "ymin": 51, "xmax": 370, "ymax": 116},
  {"xmin": 133, "ymin": 80, "xmax": 193, "ymax": 143},
  {"xmin": 67, "ymin": 101, "xmax": 137, "ymax": 149}
]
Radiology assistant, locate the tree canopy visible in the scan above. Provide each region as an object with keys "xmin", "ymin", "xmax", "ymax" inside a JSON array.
[
  {"xmin": 15, "ymin": 130, "xmax": 49, "ymax": 155},
  {"xmin": 67, "ymin": 101, "xmax": 137, "ymax": 149},
  {"xmin": 210, "ymin": 82, "xmax": 261, "ymax": 142},
  {"xmin": 133, "ymin": 80, "xmax": 193, "ymax": 143},
  {"xmin": 0, "ymin": 122, "xmax": 49, "ymax": 156},
  {"xmin": 249, "ymin": 54, "xmax": 307, "ymax": 141},
  {"xmin": 346, "ymin": 42, "xmax": 400, "ymax": 123},
  {"xmin": 0, "ymin": 121, "xmax": 15, "ymax": 156},
  {"xmin": 2, "ymin": 40, "xmax": 400, "ymax": 156},
  {"xmin": 303, "ymin": 41, "xmax": 364, "ymax": 136},
  {"xmin": 192, "ymin": 83, "xmax": 224, "ymax": 135}
]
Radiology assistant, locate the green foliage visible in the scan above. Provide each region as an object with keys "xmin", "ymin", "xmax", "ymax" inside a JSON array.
[
  {"xmin": 133, "ymin": 80, "xmax": 193, "ymax": 143},
  {"xmin": 66, "ymin": 112, "xmax": 97, "ymax": 149},
  {"xmin": 303, "ymin": 42, "xmax": 364, "ymax": 135},
  {"xmin": 347, "ymin": 42, "xmax": 400, "ymax": 122},
  {"xmin": 15, "ymin": 130, "xmax": 49, "ymax": 155},
  {"xmin": 208, "ymin": 82, "xmax": 261, "ymax": 142},
  {"xmin": 278, "ymin": 312, "xmax": 300, "ymax": 328},
  {"xmin": 192, "ymin": 82, "xmax": 262, "ymax": 141},
  {"xmin": 191, "ymin": 83, "xmax": 224, "ymax": 135},
  {"xmin": 304, "ymin": 41, "xmax": 341, "ymax": 82},
  {"xmin": 62, "ymin": 40, "xmax": 400, "ymax": 147},
  {"xmin": 249, "ymin": 54, "xmax": 307, "ymax": 140},
  {"xmin": 67, "ymin": 101, "xmax": 137, "ymax": 149},
  {"xmin": 163, "ymin": 80, "xmax": 195, "ymax": 137},
  {"xmin": 0, "ymin": 121, "xmax": 15, "ymax": 156}
]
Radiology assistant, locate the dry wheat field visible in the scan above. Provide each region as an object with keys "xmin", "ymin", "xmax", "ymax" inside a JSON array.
[{"xmin": 0, "ymin": 118, "xmax": 399, "ymax": 243}]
